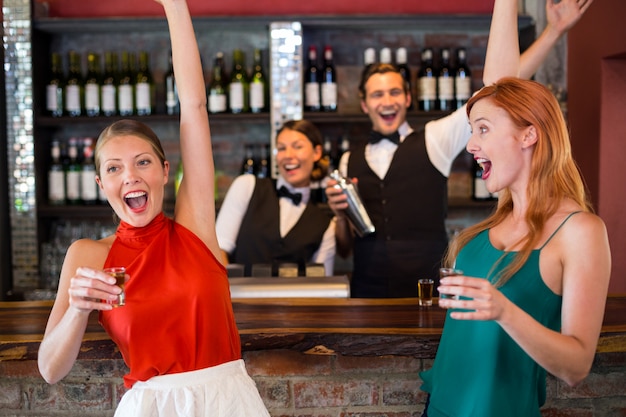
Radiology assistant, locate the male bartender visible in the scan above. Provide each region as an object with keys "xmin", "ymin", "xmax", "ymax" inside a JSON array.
[
  {"xmin": 325, "ymin": 63, "xmax": 469, "ymax": 297},
  {"xmin": 326, "ymin": 11, "xmax": 584, "ymax": 297}
]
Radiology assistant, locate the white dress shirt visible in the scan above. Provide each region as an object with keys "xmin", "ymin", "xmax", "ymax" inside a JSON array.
[
  {"xmin": 216, "ymin": 175, "xmax": 337, "ymax": 276},
  {"xmin": 338, "ymin": 104, "xmax": 472, "ymax": 179}
]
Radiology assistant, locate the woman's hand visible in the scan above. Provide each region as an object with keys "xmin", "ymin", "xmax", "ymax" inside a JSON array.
[
  {"xmin": 68, "ymin": 266, "xmax": 123, "ymax": 312},
  {"xmin": 437, "ymin": 275, "xmax": 510, "ymax": 321},
  {"xmin": 546, "ymin": 0, "xmax": 593, "ymax": 37}
]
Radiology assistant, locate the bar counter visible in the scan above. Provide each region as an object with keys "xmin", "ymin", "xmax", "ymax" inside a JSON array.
[
  {"xmin": 2, "ymin": 295, "xmax": 626, "ymax": 361},
  {"xmin": 1, "ymin": 296, "xmax": 626, "ymax": 416}
]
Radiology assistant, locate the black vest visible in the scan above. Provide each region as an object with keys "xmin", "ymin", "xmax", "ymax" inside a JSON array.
[
  {"xmin": 232, "ymin": 178, "xmax": 333, "ymax": 276},
  {"xmin": 347, "ymin": 129, "xmax": 448, "ymax": 297}
]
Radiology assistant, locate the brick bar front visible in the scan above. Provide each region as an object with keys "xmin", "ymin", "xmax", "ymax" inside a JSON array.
[{"xmin": 1, "ymin": 297, "xmax": 625, "ymax": 416}]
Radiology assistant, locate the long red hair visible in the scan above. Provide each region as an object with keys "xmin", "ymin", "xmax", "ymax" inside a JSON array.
[{"xmin": 444, "ymin": 77, "xmax": 592, "ymax": 286}]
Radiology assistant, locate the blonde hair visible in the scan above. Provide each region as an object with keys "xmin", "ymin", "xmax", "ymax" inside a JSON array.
[{"xmin": 445, "ymin": 77, "xmax": 592, "ymax": 287}]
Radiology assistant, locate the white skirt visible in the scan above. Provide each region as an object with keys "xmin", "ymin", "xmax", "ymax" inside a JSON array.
[{"xmin": 114, "ymin": 359, "xmax": 270, "ymax": 417}]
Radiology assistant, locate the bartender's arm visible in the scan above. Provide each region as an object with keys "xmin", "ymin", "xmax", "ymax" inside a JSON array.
[{"xmin": 215, "ymin": 174, "xmax": 255, "ymax": 266}]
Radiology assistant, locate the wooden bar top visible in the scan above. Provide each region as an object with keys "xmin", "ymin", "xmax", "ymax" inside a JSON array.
[{"xmin": 2, "ymin": 296, "xmax": 626, "ymax": 361}]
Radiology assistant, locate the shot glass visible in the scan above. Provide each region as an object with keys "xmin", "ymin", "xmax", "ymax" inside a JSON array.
[
  {"xmin": 418, "ymin": 278, "xmax": 434, "ymax": 307},
  {"xmin": 439, "ymin": 268, "xmax": 463, "ymax": 302},
  {"xmin": 104, "ymin": 267, "xmax": 127, "ymax": 307}
]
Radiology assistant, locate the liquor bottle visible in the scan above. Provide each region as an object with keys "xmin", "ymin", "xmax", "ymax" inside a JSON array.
[
  {"xmin": 65, "ymin": 50, "xmax": 84, "ymax": 117},
  {"xmin": 135, "ymin": 51, "xmax": 154, "ymax": 116},
  {"xmin": 175, "ymin": 160, "xmax": 183, "ymax": 196},
  {"xmin": 472, "ymin": 160, "xmax": 492, "ymax": 201},
  {"xmin": 249, "ymin": 48, "xmax": 267, "ymax": 113},
  {"xmin": 208, "ymin": 52, "xmax": 228, "ymax": 114},
  {"xmin": 454, "ymin": 47, "xmax": 472, "ymax": 109},
  {"xmin": 46, "ymin": 52, "xmax": 65, "ymax": 117},
  {"xmin": 363, "ymin": 47, "xmax": 376, "ymax": 72},
  {"xmin": 320, "ymin": 46, "xmax": 337, "ymax": 112},
  {"xmin": 417, "ymin": 47, "xmax": 437, "ymax": 112},
  {"xmin": 84, "ymin": 52, "xmax": 101, "ymax": 117},
  {"xmin": 304, "ymin": 45, "xmax": 321, "ymax": 112},
  {"xmin": 117, "ymin": 51, "xmax": 134, "ymax": 116},
  {"xmin": 379, "ymin": 47, "xmax": 392, "ymax": 65},
  {"xmin": 228, "ymin": 49, "xmax": 249, "ymax": 114},
  {"xmin": 101, "ymin": 51, "xmax": 118, "ymax": 117},
  {"xmin": 80, "ymin": 137, "xmax": 98, "ymax": 205},
  {"xmin": 395, "ymin": 47, "xmax": 413, "ymax": 109},
  {"xmin": 65, "ymin": 138, "xmax": 82, "ymax": 205},
  {"xmin": 164, "ymin": 50, "xmax": 179, "ymax": 115},
  {"xmin": 256, "ymin": 143, "xmax": 270, "ymax": 179},
  {"xmin": 48, "ymin": 140, "xmax": 65, "ymax": 205},
  {"xmin": 437, "ymin": 48, "xmax": 455, "ymax": 111},
  {"xmin": 241, "ymin": 144, "xmax": 256, "ymax": 175}
]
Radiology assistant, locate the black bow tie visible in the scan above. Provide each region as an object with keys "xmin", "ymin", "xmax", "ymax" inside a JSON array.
[
  {"xmin": 369, "ymin": 130, "xmax": 400, "ymax": 145},
  {"xmin": 277, "ymin": 185, "xmax": 303, "ymax": 205}
]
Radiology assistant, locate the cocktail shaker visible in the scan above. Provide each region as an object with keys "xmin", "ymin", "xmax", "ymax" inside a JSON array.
[{"xmin": 329, "ymin": 170, "xmax": 375, "ymax": 237}]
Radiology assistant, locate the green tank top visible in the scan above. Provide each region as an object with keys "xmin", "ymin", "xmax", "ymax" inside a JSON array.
[{"xmin": 420, "ymin": 213, "xmax": 579, "ymax": 417}]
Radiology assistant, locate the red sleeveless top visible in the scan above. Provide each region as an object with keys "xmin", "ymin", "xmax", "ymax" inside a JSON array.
[{"xmin": 99, "ymin": 213, "xmax": 241, "ymax": 388}]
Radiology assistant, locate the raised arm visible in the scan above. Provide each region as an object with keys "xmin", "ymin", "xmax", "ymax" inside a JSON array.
[
  {"xmin": 483, "ymin": 0, "xmax": 593, "ymax": 86},
  {"xmin": 161, "ymin": 0, "xmax": 221, "ymax": 257},
  {"xmin": 519, "ymin": 0, "xmax": 592, "ymax": 79}
]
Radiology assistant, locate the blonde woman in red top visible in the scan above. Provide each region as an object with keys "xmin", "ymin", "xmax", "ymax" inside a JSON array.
[{"xmin": 37, "ymin": 1, "xmax": 270, "ymax": 415}]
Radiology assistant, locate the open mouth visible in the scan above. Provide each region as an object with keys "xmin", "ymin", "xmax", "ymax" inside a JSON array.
[
  {"xmin": 380, "ymin": 109, "xmax": 397, "ymax": 122},
  {"xmin": 283, "ymin": 163, "xmax": 300, "ymax": 173},
  {"xmin": 477, "ymin": 158, "xmax": 492, "ymax": 179},
  {"xmin": 124, "ymin": 191, "xmax": 148, "ymax": 210}
]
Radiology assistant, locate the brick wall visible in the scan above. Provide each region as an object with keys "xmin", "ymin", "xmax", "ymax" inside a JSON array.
[{"xmin": 1, "ymin": 349, "xmax": 625, "ymax": 416}]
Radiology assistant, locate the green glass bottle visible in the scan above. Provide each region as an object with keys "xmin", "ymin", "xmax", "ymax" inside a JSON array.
[
  {"xmin": 65, "ymin": 50, "xmax": 84, "ymax": 117},
  {"xmin": 118, "ymin": 51, "xmax": 134, "ymax": 116},
  {"xmin": 208, "ymin": 52, "xmax": 227, "ymax": 114},
  {"xmin": 46, "ymin": 52, "xmax": 65, "ymax": 117},
  {"xmin": 135, "ymin": 51, "xmax": 154, "ymax": 116},
  {"xmin": 84, "ymin": 52, "xmax": 101, "ymax": 117},
  {"xmin": 249, "ymin": 48, "xmax": 267, "ymax": 113},
  {"xmin": 101, "ymin": 51, "xmax": 118, "ymax": 117},
  {"xmin": 175, "ymin": 160, "xmax": 183, "ymax": 196},
  {"xmin": 65, "ymin": 138, "xmax": 82, "ymax": 204},
  {"xmin": 228, "ymin": 49, "xmax": 249, "ymax": 114}
]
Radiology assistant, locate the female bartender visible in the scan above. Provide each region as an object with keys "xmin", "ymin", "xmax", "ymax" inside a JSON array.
[{"xmin": 216, "ymin": 119, "xmax": 336, "ymax": 276}]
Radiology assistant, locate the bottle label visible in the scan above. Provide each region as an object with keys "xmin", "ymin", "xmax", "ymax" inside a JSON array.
[
  {"xmin": 65, "ymin": 85, "xmax": 81, "ymax": 113},
  {"xmin": 209, "ymin": 94, "xmax": 227, "ymax": 113},
  {"xmin": 81, "ymin": 170, "xmax": 98, "ymax": 202},
  {"xmin": 118, "ymin": 85, "xmax": 133, "ymax": 114},
  {"xmin": 418, "ymin": 77, "xmax": 437, "ymax": 100},
  {"xmin": 321, "ymin": 82, "xmax": 337, "ymax": 107},
  {"xmin": 229, "ymin": 82, "xmax": 244, "ymax": 112},
  {"xmin": 101, "ymin": 85, "xmax": 116, "ymax": 113},
  {"xmin": 85, "ymin": 83, "xmax": 100, "ymax": 112},
  {"xmin": 136, "ymin": 82, "xmax": 151, "ymax": 113},
  {"xmin": 48, "ymin": 171, "xmax": 65, "ymax": 203},
  {"xmin": 46, "ymin": 85, "xmax": 62, "ymax": 112},
  {"xmin": 250, "ymin": 83, "xmax": 265, "ymax": 110},
  {"xmin": 455, "ymin": 77, "xmax": 472, "ymax": 100},
  {"xmin": 305, "ymin": 82, "xmax": 321, "ymax": 107},
  {"xmin": 66, "ymin": 172, "xmax": 81, "ymax": 201},
  {"xmin": 438, "ymin": 77, "xmax": 454, "ymax": 100}
]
